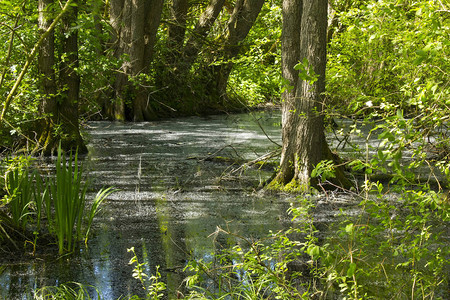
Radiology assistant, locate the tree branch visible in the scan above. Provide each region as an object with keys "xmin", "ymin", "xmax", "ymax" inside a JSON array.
[{"xmin": 0, "ymin": 0, "xmax": 74, "ymax": 124}]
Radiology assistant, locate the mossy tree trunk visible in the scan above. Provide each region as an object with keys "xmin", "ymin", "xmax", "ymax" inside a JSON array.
[{"xmin": 270, "ymin": 0, "xmax": 351, "ymax": 191}]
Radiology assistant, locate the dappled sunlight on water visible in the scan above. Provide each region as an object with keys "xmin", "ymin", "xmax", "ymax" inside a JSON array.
[{"xmin": 1, "ymin": 111, "xmax": 293, "ymax": 299}]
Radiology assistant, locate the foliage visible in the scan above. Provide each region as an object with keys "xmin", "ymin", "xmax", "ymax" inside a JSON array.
[
  {"xmin": 327, "ymin": 0, "xmax": 449, "ymax": 119},
  {"xmin": 181, "ymin": 198, "xmax": 317, "ymax": 300},
  {"xmin": 34, "ymin": 282, "xmax": 100, "ymax": 300},
  {"xmin": 0, "ymin": 147, "xmax": 114, "ymax": 255},
  {"xmin": 2, "ymin": 156, "xmax": 35, "ymax": 229},
  {"xmin": 127, "ymin": 246, "xmax": 167, "ymax": 300},
  {"xmin": 48, "ymin": 145, "xmax": 89, "ymax": 254},
  {"xmin": 228, "ymin": 2, "xmax": 282, "ymax": 106}
]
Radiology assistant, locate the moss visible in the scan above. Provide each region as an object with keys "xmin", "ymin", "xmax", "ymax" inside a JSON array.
[
  {"xmin": 208, "ymin": 156, "xmax": 245, "ymax": 165},
  {"xmin": 266, "ymin": 177, "xmax": 310, "ymax": 193}
]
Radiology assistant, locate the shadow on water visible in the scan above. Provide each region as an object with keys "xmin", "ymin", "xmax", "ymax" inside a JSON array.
[
  {"xmin": 4, "ymin": 111, "xmax": 445, "ymax": 299},
  {"xmin": 1, "ymin": 111, "xmax": 297, "ymax": 299}
]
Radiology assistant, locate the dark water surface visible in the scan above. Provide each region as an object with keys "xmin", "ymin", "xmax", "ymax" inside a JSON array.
[
  {"xmin": 1, "ymin": 111, "xmax": 304, "ymax": 299},
  {"xmin": 4, "ymin": 112, "xmax": 445, "ymax": 299}
]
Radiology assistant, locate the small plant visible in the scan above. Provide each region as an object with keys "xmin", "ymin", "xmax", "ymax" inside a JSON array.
[
  {"xmin": 48, "ymin": 145, "xmax": 89, "ymax": 254},
  {"xmin": 182, "ymin": 199, "xmax": 318, "ymax": 300},
  {"xmin": 34, "ymin": 282, "xmax": 100, "ymax": 300},
  {"xmin": 0, "ymin": 145, "xmax": 114, "ymax": 255},
  {"xmin": 127, "ymin": 246, "xmax": 166, "ymax": 300}
]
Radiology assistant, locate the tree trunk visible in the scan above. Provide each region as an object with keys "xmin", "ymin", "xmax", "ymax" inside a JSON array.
[
  {"xmin": 37, "ymin": 0, "xmax": 57, "ymax": 150},
  {"xmin": 129, "ymin": 0, "xmax": 147, "ymax": 121},
  {"xmin": 132, "ymin": 0, "xmax": 163, "ymax": 121},
  {"xmin": 143, "ymin": 0, "xmax": 164, "ymax": 69},
  {"xmin": 180, "ymin": 0, "xmax": 225, "ymax": 72},
  {"xmin": 110, "ymin": 0, "xmax": 162, "ymax": 121},
  {"xmin": 209, "ymin": 0, "xmax": 265, "ymax": 102},
  {"xmin": 271, "ymin": 0, "xmax": 350, "ymax": 191},
  {"xmin": 167, "ymin": 0, "xmax": 189, "ymax": 64},
  {"xmin": 58, "ymin": 0, "xmax": 86, "ymax": 152},
  {"xmin": 113, "ymin": 0, "xmax": 131, "ymax": 120},
  {"xmin": 294, "ymin": 0, "xmax": 328, "ymax": 187},
  {"xmin": 37, "ymin": 0, "xmax": 86, "ymax": 154},
  {"xmin": 277, "ymin": 0, "xmax": 302, "ymax": 184}
]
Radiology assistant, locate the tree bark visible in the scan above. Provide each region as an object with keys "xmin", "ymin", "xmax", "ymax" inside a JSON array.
[
  {"xmin": 167, "ymin": 0, "xmax": 189, "ymax": 65},
  {"xmin": 129, "ymin": 0, "xmax": 147, "ymax": 121},
  {"xmin": 277, "ymin": 0, "xmax": 302, "ymax": 184},
  {"xmin": 143, "ymin": 0, "xmax": 164, "ymax": 69},
  {"xmin": 112, "ymin": 0, "xmax": 131, "ymax": 120},
  {"xmin": 293, "ymin": 0, "xmax": 328, "ymax": 187},
  {"xmin": 180, "ymin": 0, "xmax": 225, "ymax": 72},
  {"xmin": 271, "ymin": 0, "xmax": 350, "ymax": 191},
  {"xmin": 209, "ymin": 0, "xmax": 265, "ymax": 101},
  {"xmin": 58, "ymin": 0, "xmax": 86, "ymax": 152},
  {"xmin": 37, "ymin": 0, "xmax": 57, "ymax": 150},
  {"xmin": 36, "ymin": 0, "xmax": 86, "ymax": 154},
  {"xmin": 110, "ymin": 0, "xmax": 163, "ymax": 121}
]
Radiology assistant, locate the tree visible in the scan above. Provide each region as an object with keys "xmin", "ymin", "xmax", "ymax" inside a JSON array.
[
  {"xmin": 167, "ymin": 0, "xmax": 189, "ymax": 65},
  {"xmin": 108, "ymin": 0, "xmax": 163, "ymax": 121},
  {"xmin": 179, "ymin": 0, "xmax": 226, "ymax": 73},
  {"xmin": 36, "ymin": 0, "xmax": 86, "ymax": 153},
  {"xmin": 270, "ymin": 0, "xmax": 350, "ymax": 191},
  {"xmin": 207, "ymin": 0, "xmax": 265, "ymax": 102}
]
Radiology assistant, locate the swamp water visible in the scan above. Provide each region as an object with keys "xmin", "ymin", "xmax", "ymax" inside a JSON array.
[
  {"xmin": 1, "ymin": 111, "xmax": 446, "ymax": 299},
  {"xmin": 1, "ymin": 111, "xmax": 299, "ymax": 299}
]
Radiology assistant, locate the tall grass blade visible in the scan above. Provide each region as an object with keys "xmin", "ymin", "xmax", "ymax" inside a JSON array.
[
  {"xmin": 34, "ymin": 282, "xmax": 100, "ymax": 300},
  {"xmin": 85, "ymin": 187, "xmax": 117, "ymax": 245}
]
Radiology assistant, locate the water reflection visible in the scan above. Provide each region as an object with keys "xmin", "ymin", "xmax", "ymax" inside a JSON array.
[{"xmin": 1, "ymin": 111, "xmax": 289, "ymax": 299}]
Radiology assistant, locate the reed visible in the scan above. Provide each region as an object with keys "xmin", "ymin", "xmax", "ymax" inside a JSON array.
[
  {"xmin": 34, "ymin": 282, "xmax": 100, "ymax": 300},
  {"xmin": 48, "ymin": 145, "xmax": 88, "ymax": 254},
  {"xmin": 45, "ymin": 145, "xmax": 115, "ymax": 254},
  {"xmin": 84, "ymin": 186, "xmax": 116, "ymax": 245},
  {"xmin": 3, "ymin": 158, "xmax": 35, "ymax": 230},
  {"xmin": 0, "ymin": 146, "xmax": 113, "ymax": 254}
]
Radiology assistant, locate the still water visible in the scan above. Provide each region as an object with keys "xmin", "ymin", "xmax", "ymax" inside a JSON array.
[
  {"xmin": 3, "ymin": 111, "xmax": 444, "ymax": 299},
  {"xmin": 1, "ymin": 111, "xmax": 303, "ymax": 299}
]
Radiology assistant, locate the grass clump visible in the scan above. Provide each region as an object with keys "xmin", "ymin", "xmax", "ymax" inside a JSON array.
[{"xmin": 0, "ymin": 144, "xmax": 115, "ymax": 255}]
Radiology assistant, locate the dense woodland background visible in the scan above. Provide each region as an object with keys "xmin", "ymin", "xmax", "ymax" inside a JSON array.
[
  {"xmin": 0, "ymin": 1, "xmax": 449, "ymax": 298},
  {"xmin": 0, "ymin": 0, "xmax": 447, "ymax": 153}
]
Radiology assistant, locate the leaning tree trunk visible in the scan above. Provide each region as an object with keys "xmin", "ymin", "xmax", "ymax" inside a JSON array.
[
  {"xmin": 167, "ymin": 0, "xmax": 189, "ymax": 65},
  {"xmin": 271, "ymin": 0, "xmax": 350, "ymax": 191},
  {"xmin": 209, "ymin": 0, "xmax": 265, "ymax": 101},
  {"xmin": 143, "ymin": 0, "xmax": 164, "ymax": 69},
  {"xmin": 179, "ymin": 0, "xmax": 225, "ymax": 73}
]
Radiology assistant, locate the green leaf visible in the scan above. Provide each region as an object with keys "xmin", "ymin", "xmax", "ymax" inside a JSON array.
[
  {"xmin": 307, "ymin": 245, "xmax": 320, "ymax": 258},
  {"xmin": 347, "ymin": 262, "xmax": 356, "ymax": 277},
  {"xmin": 345, "ymin": 223, "xmax": 354, "ymax": 234}
]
